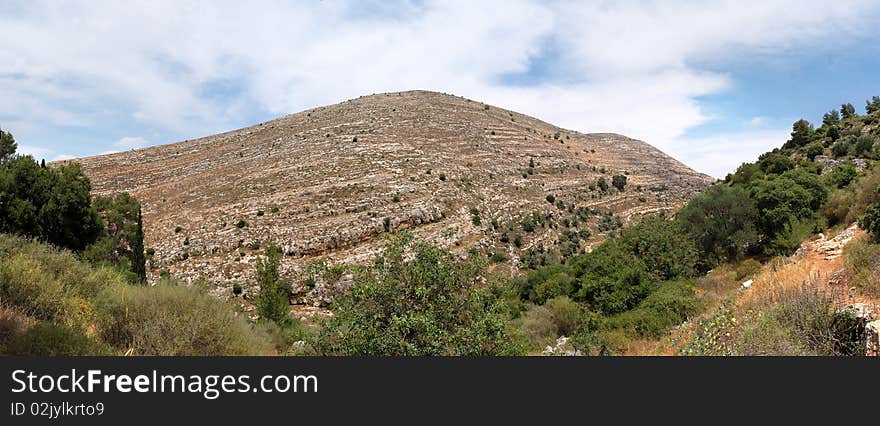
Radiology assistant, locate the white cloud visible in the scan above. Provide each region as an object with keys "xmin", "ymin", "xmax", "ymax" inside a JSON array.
[
  {"xmin": 51, "ymin": 154, "xmax": 76, "ymax": 161},
  {"xmin": 668, "ymin": 128, "xmax": 793, "ymax": 178},
  {"xmin": 16, "ymin": 144, "xmax": 52, "ymax": 158},
  {"xmin": 113, "ymin": 136, "xmax": 150, "ymax": 150},
  {"xmin": 0, "ymin": 0, "xmax": 877, "ymax": 176}
]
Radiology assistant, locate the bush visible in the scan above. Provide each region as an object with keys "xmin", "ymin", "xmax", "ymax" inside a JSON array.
[
  {"xmin": 843, "ymin": 237, "xmax": 880, "ymax": 295},
  {"xmin": 97, "ymin": 281, "xmax": 274, "ymax": 355},
  {"xmin": 4, "ymin": 322, "xmax": 110, "ymax": 356},
  {"xmin": 235, "ymin": 220, "xmax": 247, "ymax": 228},
  {"xmin": 311, "ymin": 232, "xmax": 524, "ymax": 355},
  {"xmin": 825, "ymin": 164, "xmax": 857, "ymax": 188},
  {"xmin": 546, "ymin": 194, "xmax": 555, "ymax": 204},
  {"xmin": 545, "ymin": 296, "xmax": 581, "ymax": 336},
  {"xmin": 859, "ymin": 202, "xmax": 880, "ymax": 242}
]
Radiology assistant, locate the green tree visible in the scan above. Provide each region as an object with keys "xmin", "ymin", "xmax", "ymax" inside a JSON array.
[
  {"xmin": 618, "ymin": 215, "xmax": 698, "ymax": 280},
  {"xmin": 612, "ymin": 174, "xmax": 627, "ymax": 192},
  {"xmin": 866, "ymin": 96, "xmax": 880, "ymax": 114},
  {"xmin": 750, "ymin": 169, "xmax": 826, "ymax": 244},
  {"xmin": 596, "ymin": 177, "xmax": 608, "ymax": 192},
  {"xmin": 254, "ymin": 244, "xmax": 290, "ymax": 325},
  {"xmin": 311, "ymin": 232, "xmax": 523, "ymax": 355},
  {"xmin": 784, "ymin": 119, "xmax": 814, "ymax": 149},
  {"xmin": 0, "ymin": 153, "xmax": 103, "ymax": 251},
  {"xmin": 841, "ymin": 103, "xmax": 857, "ymax": 119},
  {"xmin": 757, "ymin": 151, "xmax": 795, "ymax": 175},
  {"xmin": 0, "ymin": 127, "xmax": 16, "ymax": 161},
  {"xmin": 822, "ymin": 109, "xmax": 840, "ymax": 127},
  {"xmin": 676, "ymin": 185, "xmax": 759, "ymax": 267},
  {"xmin": 84, "ymin": 192, "xmax": 146, "ymax": 282},
  {"xmin": 860, "ymin": 202, "xmax": 880, "ymax": 241}
]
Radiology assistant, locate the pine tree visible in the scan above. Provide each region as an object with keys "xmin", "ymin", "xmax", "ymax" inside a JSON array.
[
  {"xmin": 131, "ymin": 206, "xmax": 147, "ymax": 283},
  {"xmin": 841, "ymin": 103, "xmax": 857, "ymax": 119},
  {"xmin": 255, "ymin": 244, "xmax": 290, "ymax": 325},
  {"xmin": 0, "ymin": 127, "xmax": 16, "ymax": 161},
  {"xmin": 867, "ymin": 96, "xmax": 880, "ymax": 114}
]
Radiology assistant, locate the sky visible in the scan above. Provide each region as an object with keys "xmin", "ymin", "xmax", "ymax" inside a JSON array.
[{"xmin": 1, "ymin": 1, "xmax": 879, "ymax": 178}]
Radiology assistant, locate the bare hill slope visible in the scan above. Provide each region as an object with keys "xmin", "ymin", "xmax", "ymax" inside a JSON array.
[{"xmin": 73, "ymin": 90, "xmax": 712, "ymax": 303}]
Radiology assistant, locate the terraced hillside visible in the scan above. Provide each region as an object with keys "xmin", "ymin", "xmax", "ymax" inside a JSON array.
[{"xmin": 70, "ymin": 90, "xmax": 712, "ymax": 304}]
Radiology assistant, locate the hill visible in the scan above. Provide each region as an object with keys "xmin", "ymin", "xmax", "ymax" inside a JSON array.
[{"xmin": 69, "ymin": 90, "xmax": 712, "ymax": 303}]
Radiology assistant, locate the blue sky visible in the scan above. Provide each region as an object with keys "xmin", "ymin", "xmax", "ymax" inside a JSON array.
[{"xmin": 1, "ymin": 0, "xmax": 879, "ymax": 177}]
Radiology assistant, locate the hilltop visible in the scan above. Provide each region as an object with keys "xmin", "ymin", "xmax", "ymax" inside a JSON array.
[{"xmin": 70, "ymin": 90, "xmax": 712, "ymax": 303}]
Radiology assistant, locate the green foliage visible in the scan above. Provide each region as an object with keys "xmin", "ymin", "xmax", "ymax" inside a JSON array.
[
  {"xmin": 783, "ymin": 119, "xmax": 815, "ymax": 149},
  {"xmin": 617, "ymin": 215, "xmax": 698, "ymax": 280},
  {"xmin": 750, "ymin": 169, "xmax": 826, "ymax": 248},
  {"xmin": 859, "ymin": 202, "xmax": 880, "ymax": 242},
  {"xmin": 311, "ymin": 232, "xmax": 524, "ymax": 355},
  {"xmin": 83, "ymin": 193, "xmax": 146, "ymax": 282},
  {"xmin": 824, "ymin": 164, "xmax": 857, "ymax": 188},
  {"xmin": 4, "ymin": 322, "xmax": 110, "ymax": 356},
  {"xmin": 97, "ymin": 280, "xmax": 274, "ymax": 355},
  {"xmin": 235, "ymin": 220, "xmax": 247, "ymax": 228},
  {"xmin": 805, "ymin": 141, "xmax": 824, "ymax": 160},
  {"xmin": 604, "ymin": 281, "xmax": 699, "ymax": 338},
  {"xmin": 757, "ymin": 151, "xmax": 795, "ymax": 174},
  {"xmin": 571, "ymin": 241, "xmax": 656, "ymax": 315},
  {"xmin": 470, "ymin": 207, "xmax": 481, "ymax": 226},
  {"xmin": 676, "ymin": 185, "xmax": 759, "ymax": 267},
  {"xmin": 611, "ymin": 174, "xmax": 627, "ymax": 192},
  {"xmin": 830, "ymin": 137, "xmax": 852, "ymax": 157},
  {"xmin": 596, "ymin": 177, "xmax": 608, "ymax": 192},
  {"xmin": 545, "ymin": 194, "xmax": 555, "ymax": 204},
  {"xmin": 841, "ymin": 103, "xmax": 857, "ymax": 119},
  {"xmin": 254, "ymin": 244, "xmax": 290, "ymax": 326},
  {"xmin": 516, "ymin": 264, "xmax": 576, "ymax": 304},
  {"xmin": 0, "ymin": 127, "xmax": 16, "ymax": 161},
  {"xmin": 866, "ymin": 96, "xmax": 880, "ymax": 114},
  {"xmin": 843, "ymin": 237, "xmax": 880, "ymax": 295},
  {"xmin": 0, "ymin": 234, "xmax": 273, "ymax": 355},
  {"xmin": 0, "ymin": 153, "xmax": 103, "ymax": 251}
]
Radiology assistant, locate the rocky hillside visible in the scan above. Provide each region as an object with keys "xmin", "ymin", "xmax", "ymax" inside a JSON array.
[{"xmin": 70, "ymin": 90, "xmax": 712, "ymax": 303}]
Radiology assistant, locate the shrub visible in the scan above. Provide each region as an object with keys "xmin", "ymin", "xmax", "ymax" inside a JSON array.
[
  {"xmin": 545, "ymin": 194, "xmax": 555, "ymax": 204},
  {"xmin": 257, "ymin": 210, "xmax": 265, "ymax": 216},
  {"xmin": 235, "ymin": 220, "xmax": 247, "ymax": 228},
  {"xmin": 859, "ymin": 202, "xmax": 880, "ymax": 242},
  {"xmin": 545, "ymin": 296, "xmax": 581, "ymax": 337},
  {"xmin": 96, "ymin": 281, "xmax": 274, "ymax": 355},
  {"xmin": 175, "ymin": 226, "xmax": 182, "ymax": 233},
  {"xmin": 439, "ymin": 173, "xmax": 446, "ymax": 181},
  {"xmin": 844, "ymin": 237, "xmax": 880, "ymax": 295},
  {"xmin": 4, "ymin": 322, "xmax": 110, "ymax": 356},
  {"xmin": 612, "ymin": 175, "xmax": 627, "ymax": 192},
  {"xmin": 311, "ymin": 233, "xmax": 523, "ymax": 355},
  {"xmin": 825, "ymin": 164, "xmax": 857, "ymax": 188}
]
